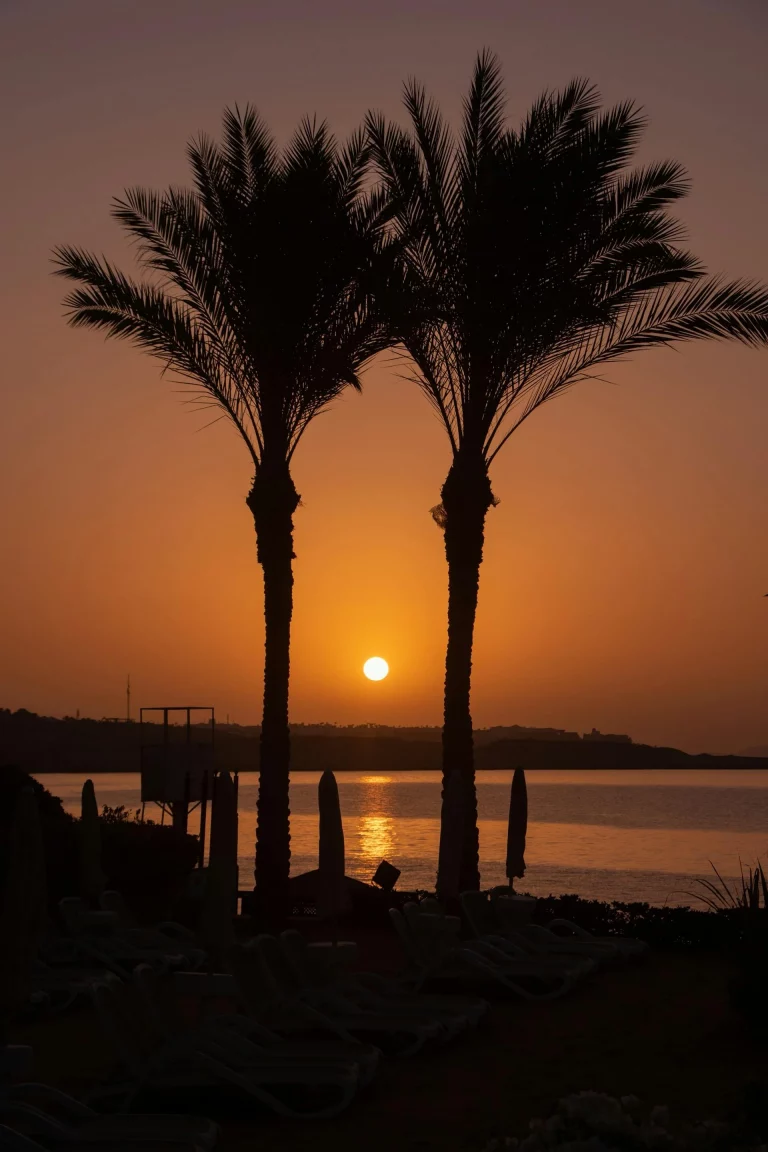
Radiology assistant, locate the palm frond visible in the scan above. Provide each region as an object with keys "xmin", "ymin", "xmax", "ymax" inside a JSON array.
[
  {"xmin": 367, "ymin": 58, "xmax": 768, "ymax": 466},
  {"xmin": 55, "ymin": 105, "xmax": 392, "ymax": 465},
  {"xmin": 460, "ymin": 48, "xmax": 505, "ymax": 193},
  {"xmin": 219, "ymin": 104, "xmax": 277, "ymax": 199}
]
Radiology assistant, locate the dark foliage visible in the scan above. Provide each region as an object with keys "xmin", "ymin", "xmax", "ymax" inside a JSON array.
[
  {"xmin": 0, "ymin": 765, "xmax": 77, "ymax": 905},
  {"xmin": 0, "ymin": 767, "xmax": 197, "ymax": 921},
  {"xmin": 531, "ymin": 891, "xmax": 761, "ymax": 951},
  {"xmin": 99, "ymin": 816, "xmax": 198, "ymax": 922}
]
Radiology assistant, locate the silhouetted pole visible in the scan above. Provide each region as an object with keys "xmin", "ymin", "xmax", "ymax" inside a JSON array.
[{"xmin": 172, "ymin": 772, "xmax": 190, "ymax": 838}]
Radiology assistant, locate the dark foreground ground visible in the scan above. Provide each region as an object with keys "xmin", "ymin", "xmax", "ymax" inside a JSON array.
[{"xmin": 11, "ymin": 942, "xmax": 768, "ymax": 1151}]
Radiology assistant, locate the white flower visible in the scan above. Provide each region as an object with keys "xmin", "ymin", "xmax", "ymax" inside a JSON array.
[{"xmin": 559, "ymin": 1092, "xmax": 632, "ymax": 1135}]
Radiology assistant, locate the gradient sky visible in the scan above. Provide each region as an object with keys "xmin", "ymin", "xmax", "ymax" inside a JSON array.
[{"xmin": 1, "ymin": 0, "xmax": 767, "ymax": 753}]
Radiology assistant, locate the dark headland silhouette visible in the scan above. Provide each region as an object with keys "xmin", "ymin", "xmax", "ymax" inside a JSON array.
[{"xmin": 2, "ymin": 708, "xmax": 766, "ymax": 776}]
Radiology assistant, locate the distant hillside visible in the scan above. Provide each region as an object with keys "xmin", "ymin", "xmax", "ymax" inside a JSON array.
[
  {"xmin": 2, "ymin": 708, "xmax": 767, "ymax": 773},
  {"xmin": 212, "ymin": 722, "xmax": 587, "ymax": 744},
  {"xmin": 740, "ymin": 746, "xmax": 768, "ymax": 758}
]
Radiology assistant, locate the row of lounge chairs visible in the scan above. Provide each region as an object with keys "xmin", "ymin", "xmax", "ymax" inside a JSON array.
[
  {"xmin": 86, "ymin": 929, "xmax": 489, "ymax": 1119},
  {"xmin": 3, "ymin": 886, "xmax": 648, "ymax": 1142},
  {"xmin": 22, "ymin": 895, "xmax": 207, "ymax": 1021},
  {"xmin": 391, "ymin": 891, "xmax": 648, "ymax": 997}
]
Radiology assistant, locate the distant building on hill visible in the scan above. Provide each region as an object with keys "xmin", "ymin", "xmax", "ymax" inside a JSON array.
[
  {"xmin": 477, "ymin": 725, "xmax": 580, "ymax": 743},
  {"xmin": 583, "ymin": 728, "xmax": 632, "ymax": 743}
]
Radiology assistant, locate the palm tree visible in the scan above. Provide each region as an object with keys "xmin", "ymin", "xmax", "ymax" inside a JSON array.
[
  {"xmin": 368, "ymin": 52, "xmax": 768, "ymax": 893},
  {"xmin": 54, "ymin": 108, "xmax": 391, "ymax": 915}
]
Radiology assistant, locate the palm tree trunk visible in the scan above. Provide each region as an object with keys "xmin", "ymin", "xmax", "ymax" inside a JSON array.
[
  {"xmin": 437, "ymin": 450, "xmax": 494, "ymax": 894},
  {"xmin": 246, "ymin": 460, "xmax": 300, "ymax": 921}
]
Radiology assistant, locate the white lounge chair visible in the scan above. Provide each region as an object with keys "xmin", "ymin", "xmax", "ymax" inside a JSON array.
[
  {"xmin": 0, "ymin": 1082, "xmax": 218, "ymax": 1149},
  {"xmin": 0, "ymin": 1119, "xmax": 206, "ymax": 1152},
  {"xmin": 58, "ymin": 899, "xmax": 184, "ymax": 975},
  {"xmin": 544, "ymin": 914, "xmax": 650, "ymax": 959},
  {"xmin": 279, "ymin": 929, "xmax": 487, "ymax": 1039},
  {"xmin": 89, "ymin": 973, "xmax": 360, "ymax": 1119},
  {"xmin": 27, "ymin": 959, "xmax": 109, "ymax": 1016},
  {"xmin": 99, "ymin": 892, "xmax": 206, "ymax": 970},
  {"xmin": 460, "ymin": 892, "xmax": 599, "ymax": 977},
  {"xmin": 208, "ymin": 944, "xmax": 382, "ymax": 1084},
  {"xmin": 486, "ymin": 894, "xmax": 625, "ymax": 964},
  {"xmin": 393, "ymin": 905, "xmax": 572, "ymax": 999},
  {"xmin": 255, "ymin": 935, "xmax": 442, "ymax": 1056},
  {"xmin": 134, "ymin": 963, "xmax": 379, "ymax": 1089}
]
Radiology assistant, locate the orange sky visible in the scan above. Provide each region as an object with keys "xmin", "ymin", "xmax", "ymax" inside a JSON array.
[{"xmin": 1, "ymin": 0, "xmax": 767, "ymax": 754}]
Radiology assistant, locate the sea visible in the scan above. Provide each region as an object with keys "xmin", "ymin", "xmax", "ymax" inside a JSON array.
[{"xmin": 34, "ymin": 769, "xmax": 768, "ymax": 907}]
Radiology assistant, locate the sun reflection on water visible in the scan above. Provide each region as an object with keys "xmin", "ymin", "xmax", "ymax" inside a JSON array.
[
  {"xmin": 357, "ymin": 814, "xmax": 396, "ymax": 866},
  {"xmin": 355, "ymin": 774, "xmax": 397, "ymax": 870}
]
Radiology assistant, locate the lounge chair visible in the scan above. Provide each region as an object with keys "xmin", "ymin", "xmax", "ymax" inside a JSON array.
[
  {"xmin": 460, "ymin": 892, "xmax": 599, "ymax": 976},
  {"xmin": 544, "ymin": 913, "xmax": 650, "ymax": 959},
  {"xmin": 488, "ymin": 893, "xmax": 626, "ymax": 963},
  {"xmin": 58, "ymin": 899, "xmax": 184, "ymax": 976},
  {"xmin": 99, "ymin": 893, "xmax": 206, "ymax": 970},
  {"xmin": 0, "ymin": 1124, "xmax": 46, "ymax": 1152},
  {"xmin": 254, "ymin": 935, "xmax": 442, "ymax": 1056},
  {"xmin": 0, "ymin": 1119, "xmax": 207, "ymax": 1152},
  {"xmin": 27, "ymin": 959, "xmax": 108, "ymax": 1016},
  {"xmin": 0, "ymin": 1082, "xmax": 218, "ymax": 1149},
  {"xmin": 89, "ymin": 974, "xmax": 360, "ymax": 1119},
  {"xmin": 134, "ymin": 964, "xmax": 380, "ymax": 1089},
  {"xmin": 279, "ymin": 929, "xmax": 486, "ymax": 1040},
  {"xmin": 391, "ymin": 906, "xmax": 571, "ymax": 999},
  {"xmin": 205, "ymin": 944, "xmax": 383, "ymax": 1082}
]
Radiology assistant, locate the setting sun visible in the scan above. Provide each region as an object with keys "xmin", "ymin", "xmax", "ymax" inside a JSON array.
[{"xmin": 363, "ymin": 657, "xmax": 389, "ymax": 681}]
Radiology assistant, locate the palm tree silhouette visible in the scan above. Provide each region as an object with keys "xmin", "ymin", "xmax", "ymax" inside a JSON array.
[
  {"xmin": 54, "ymin": 108, "xmax": 391, "ymax": 914},
  {"xmin": 368, "ymin": 52, "xmax": 768, "ymax": 891}
]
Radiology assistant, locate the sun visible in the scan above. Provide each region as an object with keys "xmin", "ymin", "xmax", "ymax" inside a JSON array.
[{"xmin": 363, "ymin": 656, "xmax": 389, "ymax": 681}]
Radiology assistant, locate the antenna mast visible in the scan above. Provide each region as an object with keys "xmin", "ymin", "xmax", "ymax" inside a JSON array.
[{"xmin": 126, "ymin": 674, "xmax": 131, "ymax": 722}]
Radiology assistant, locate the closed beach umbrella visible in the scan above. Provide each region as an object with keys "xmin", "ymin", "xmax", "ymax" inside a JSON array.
[
  {"xmin": 199, "ymin": 771, "xmax": 238, "ymax": 961},
  {"xmin": 0, "ymin": 788, "xmax": 47, "ymax": 1034},
  {"xmin": 506, "ymin": 767, "xmax": 527, "ymax": 888},
  {"xmin": 318, "ymin": 769, "xmax": 348, "ymax": 931},
  {"xmin": 80, "ymin": 779, "xmax": 105, "ymax": 905},
  {"xmin": 436, "ymin": 771, "xmax": 463, "ymax": 903},
  {"xmin": 209, "ymin": 771, "xmax": 239, "ymax": 896}
]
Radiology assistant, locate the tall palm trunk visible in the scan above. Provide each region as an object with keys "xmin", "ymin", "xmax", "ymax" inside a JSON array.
[
  {"xmin": 437, "ymin": 450, "xmax": 494, "ymax": 893},
  {"xmin": 246, "ymin": 458, "xmax": 300, "ymax": 918}
]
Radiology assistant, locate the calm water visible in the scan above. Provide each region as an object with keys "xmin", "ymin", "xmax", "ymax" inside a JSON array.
[{"xmin": 35, "ymin": 770, "xmax": 768, "ymax": 907}]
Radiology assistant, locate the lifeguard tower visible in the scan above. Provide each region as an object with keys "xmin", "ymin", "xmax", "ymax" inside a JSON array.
[{"xmin": 139, "ymin": 705, "xmax": 223, "ymax": 867}]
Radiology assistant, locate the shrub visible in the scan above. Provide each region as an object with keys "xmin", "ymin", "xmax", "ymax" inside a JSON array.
[
  {"xmin": 484, "ymin": 1091, "xmax": 768, "ymax": 1151},
  {"xmin": 0, "ymin": 767, "xmax": 198, "ymax": 922},
  {"xmin": 99, "ymin": 817, "xmax": 199, "ymax": 922},
  {"xmin": 529, "ymin": 892, "xmax": 746, "ymax": 951},
  {"xmin": 0, "ymin": 765, "xmax": 78, "ymax": 906}
]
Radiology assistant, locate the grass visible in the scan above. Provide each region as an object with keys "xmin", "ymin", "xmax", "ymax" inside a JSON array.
[{"xmin": 689, "ymin": 860, "xmax": 768, "ymax": 914}]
